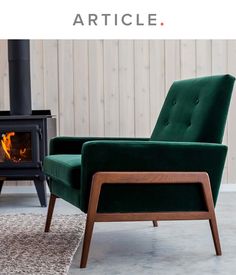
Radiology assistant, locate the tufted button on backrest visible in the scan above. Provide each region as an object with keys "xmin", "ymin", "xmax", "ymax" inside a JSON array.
[
  {"xmin": 164, "ymin": 119, "xmax": 169, "ymax": 126},
  {"xmin": 150, "ymin": 74, "xmax": 235, "ymax": 143}
]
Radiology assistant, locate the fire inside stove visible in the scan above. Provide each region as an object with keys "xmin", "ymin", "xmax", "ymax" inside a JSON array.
[{"xmin": 0, "ymin": 132, "xmax": 32, "ymax": 163}]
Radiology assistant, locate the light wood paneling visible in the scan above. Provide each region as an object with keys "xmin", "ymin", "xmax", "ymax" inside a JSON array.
[
  {"xmin": 134, "ymin": 40, "xmax": 150, "ymax": 137},
  {"xmin": 30, "ymin": 40, "xmax": 44, "ymax": 109},
  {"xmin": 119, "ymin": 40, "xmax": 135, "ymax": 137},
  {"xmin": 149, "ymin": 40, "xmax": 165, "ymax": 129},
  {"xmin": 88, "ymin": 40, "xmax": 105, "ymax": 136},
  {"xmin": 164, "ymin": 40, "xmax": 181, "ymax": 92},
  {"xmin": 180, "ymin": 40, "xmax": 196, "ymax": 78},
  {"xmin": 0, "ymin": 40, "xmax": 236, "ymax": 184},
  {"xmin": 73, "ymin": 40, "xmax": 90, "ymax": 136},
  {"xmin": 0, "ymin": 41, "xmax": 9, "ymax": 110},
  {"xmin": 227, "ymin": 41, "xmax": 236, "ymax": 184},
  {"xmin": 212, "ymin": 41, "xmax": 228, "ymax": 183},
  {"xmin": 43, "ymin": 40, "xmax": 59, "ymax": 134},
  {"xmin": 104, "ymin": 40, "xmax": 119, "ymax": 137},
  {"xmin": 196, "ymin": 40, "xmax": 212, "ymax": 76},
  {"xmin": 58, "ymin": 40, "xmax": 75, "ymax": 136}
]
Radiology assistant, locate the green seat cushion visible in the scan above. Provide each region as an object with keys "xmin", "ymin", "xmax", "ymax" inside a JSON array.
[{"xmin": 43, "ymin": 154, "xmax": 81, "ymax": 189}]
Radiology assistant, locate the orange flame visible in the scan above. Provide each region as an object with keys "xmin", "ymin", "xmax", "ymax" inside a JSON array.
[
  {"xmin": 0, "ymin": 132, "xmax": 27, "ymax": 162},
  {"xmin": 20, "ymin": 148, "xmax": 26, "ymax": 156},
  {"xmin": 1, "ymin": 132, "xmax": 15, "ymax": 159}
]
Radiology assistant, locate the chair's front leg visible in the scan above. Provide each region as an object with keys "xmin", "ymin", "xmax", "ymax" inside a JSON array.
[
  {"xmin": 80, "ymin": 214, "xmax": 96, "ymax": 268},
  {"xmin": 44, "ymin": 194, "xmax": 57, "ymax": 232},
  {"xmin": 200, "ymin": 179, "xmax": 222, "ymax": 256},
  {"xmin": 80, "ymin": 175, "xmax": 103, "ymax": 268},
  {"xmin": 209, "ymin": 217, "xmax": 222, "ymax": 255}
]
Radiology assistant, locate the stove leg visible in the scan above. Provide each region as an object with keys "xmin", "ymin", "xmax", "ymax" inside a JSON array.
[
  {"xmin": 0, "ymin": 180, "xmax": 4, "ymax": 194},
  {"xmin": 34, "ymin": 179, "xmax": 47, "ymax": 207}
]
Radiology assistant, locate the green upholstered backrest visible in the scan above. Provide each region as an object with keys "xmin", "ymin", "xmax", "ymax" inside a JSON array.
[{"xmin": 151, "ymin": 75, "xmax": 235, "ymax": 143}]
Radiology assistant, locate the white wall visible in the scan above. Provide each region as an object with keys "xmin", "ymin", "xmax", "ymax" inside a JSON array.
[{"xmin": 1, "ymin": 40, "xmax": 236, "ymax": 185}]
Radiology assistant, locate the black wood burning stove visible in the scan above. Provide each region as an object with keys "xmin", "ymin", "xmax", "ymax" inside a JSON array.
[{"xmin": 0, "ymin": 40, "xmax": 56, "ymax": 207}]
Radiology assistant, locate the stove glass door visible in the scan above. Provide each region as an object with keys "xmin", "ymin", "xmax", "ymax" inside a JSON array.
[{"xmin": 0, "ymin": 131, "xmax": 32, "ymax": 163}]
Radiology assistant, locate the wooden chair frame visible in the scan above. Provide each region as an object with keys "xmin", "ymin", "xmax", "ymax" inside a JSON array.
[{"xmin": 44, "ymin": 171, "xmax": 221, "ymax": 268}]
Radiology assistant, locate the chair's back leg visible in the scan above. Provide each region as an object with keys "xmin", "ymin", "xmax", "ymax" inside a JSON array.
[
  {"xmin": 152, "ymin": 221, "xmax": 158, "ymax": 227},
  {"xmin": 44, "ymin": 194, "xmax": 57, "ymax": 232},
  {"xmin": 0, "ymin": 180, "xmax": 4, "ymax": 194}
]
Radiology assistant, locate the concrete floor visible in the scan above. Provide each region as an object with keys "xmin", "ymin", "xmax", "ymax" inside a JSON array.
[{"xmin": 1, "ymin": 188, "xmax": 236, "ymax": 275}]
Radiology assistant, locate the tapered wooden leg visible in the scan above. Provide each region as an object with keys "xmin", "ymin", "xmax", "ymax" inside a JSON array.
[
  {"xmin": 79, "ymin": 172, "xmax": 222, "ymax": 268},
  {"xmin": 44, "ymin": 194, "xmax": 57, "ymax": 233},
  {"xmin": 152, "ymin": 221, "xmax": 158, "ymax": 227},
  {"xmin": 80, "ymin": 173, "xmax": 104, "ymax": 268},
  {"xmin": 80, "ymin": 217, "xmax": 95, "ymax": 268},
  {"xmin": 200, "ymin": 174, "xmax": 222, "ymax": 256},
  {"xmin": 0, "ymin": 180, "xmax": 4, "ymax": 194},
  {"xmin": 209, "ymin": 216, "xmax": 222, "ymax": 255}
]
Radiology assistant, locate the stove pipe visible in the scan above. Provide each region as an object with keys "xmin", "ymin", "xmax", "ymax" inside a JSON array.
[{"xmin": 8, "ymin": 40, "xmax": 32, "ymax": 115}]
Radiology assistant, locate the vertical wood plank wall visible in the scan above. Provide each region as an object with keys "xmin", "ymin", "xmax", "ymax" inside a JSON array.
[{"xmin": 0, "ymin": 40, "xmax": 236, "ymax": 184}]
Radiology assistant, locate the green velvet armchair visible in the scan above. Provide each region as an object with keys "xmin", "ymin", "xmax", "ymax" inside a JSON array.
[{"xmin": 43, "ymin": 74, "xmax": 235, "ymax": 268}]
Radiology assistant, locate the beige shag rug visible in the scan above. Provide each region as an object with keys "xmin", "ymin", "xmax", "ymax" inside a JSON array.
[{"xmin": 0, "ymin": 214, "xmax": 86, "ymax": 275}]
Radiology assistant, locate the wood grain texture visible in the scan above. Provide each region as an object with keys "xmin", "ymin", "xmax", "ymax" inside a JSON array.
[
  {"xmin": 227, "ymin": 41, "xmax": 236, "ymax": 184},
  {"xmin": 149, "ymin": 40, "xmax": 165, "ymax": 129},
  {"xmin": 58, "ymin": 40, "xmax": 75, "ymax": 136},
  {"xmin": 196, "ymin": 40, "xmax": 212, "ymax": 76},
  {"xmin": 0, "ymin": 40, "xmax": 9, "ymax": 110},
  {"xmin": 164, "ymin": 40, "xmax": 181, "ymax": 92},
  {"xmin": 180, "ymin": 40, "xmax": 196, "ymax": 79},
  {"xmin": 119, "ymin": 40, "xmax": 135, "ymax": 137},
  {"xmin": 43, "ymin": 40, "xmax": 59, "ymax": 134},
  {"xmin": 79, "ymin": 171, "xmax": 221, "ymax": 267},
  {"xmin": 30, "ymin": 40, "xmax": 44, "ymax": 109},
  {"xmin": 73, "ymin": 40, "xmax": 90, "ymax": 136},
  {"xmin": 212, "ymin": 40, "xmax": 228, "ymax": 184},
  {"xmin": 134, "ymin": 40, "xmax": 150, "ymax": 137},
  {"xmin": 103, "ymin": 40, "xmax": 119, "ymax": 137},
  {"xmin": 88, "ymin": 40, "xmax": 105, "ymax": 136}
]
